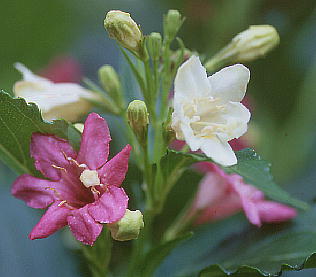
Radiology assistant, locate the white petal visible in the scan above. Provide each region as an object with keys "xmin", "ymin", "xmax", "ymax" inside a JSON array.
[
  {"xmin": 181, "ymin": 122, "xmax": 201, "ymax": 151},
  {"xmin": 208, "ymin": 64, "xmax": 250, "ymax": 102},
  {"xmin": 220, "ymin": 102, "xmax": 251, "ymax": 140},
  {"xmin": 174, "ymin": 56, "xmax": 211, "ymax": 103},
  {"xmin": 14, "ymin": 63, "xmax": 50, "ymax": 84},
  {"xmin": 200, "ymin": 138, "xmax": 237, "ymax": 166},
  {"xmin": 13, "ymin": 63, "xmax": 96, "ymax": 122}
]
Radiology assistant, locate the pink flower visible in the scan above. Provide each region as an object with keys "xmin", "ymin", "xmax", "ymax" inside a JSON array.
[
  {"xmin": 39, "ymin": 55, "xmax": 82, "ymax": 83},
  {"xmin": 192, "ymin": 163, "xmax": 297, "ymax": 226},
  {"xmin": 12, "ymin": 113, "xmax": 131, "ymax": 245}
]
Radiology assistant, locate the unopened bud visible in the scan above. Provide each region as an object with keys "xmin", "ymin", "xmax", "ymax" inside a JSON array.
[
  {"xmin": 146, "ymin": 32, "xmax": 162, "ymax": 61},
  {"xmin": 163, "ymin": 108, "xmax": 176, "ymax": 145},
  {"xmin": 98, "ymin": 65, "xmax": 124, "ymax": 108},
  {"xmin": 163, "ymin": 10, "xmax": 184, "ymax": 41},
  {"xmin": 74, "ymin": 123, "xmax": 84, "ymax": 133},
  {"xmin": 127, "ymin": 100, "xmax": 149, "ymax": 145},
  {"xmin": 108, "ymin": 209, "xmax": 144, "ymax": 241},
  {"xmin": 233, "ymin": 25, "xmax": 280, "ymax": 61},
  {"xmin": 104, "ymin": 10, "xmax": 145, "ymax": 59},
  {"xmin": 205, "ymin": 25, "xmax": 280, "ymax": 72}
]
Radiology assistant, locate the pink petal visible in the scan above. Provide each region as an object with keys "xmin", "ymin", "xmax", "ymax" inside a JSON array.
[
  {"xmin": 256, "ymin": 201, "xmax": 297, "ymax": 223},
  {"xmin": 192, "ymin": 172, "xmax": 228, "ymax": 211},
  {"xmin": 31, "ymin": 133, "xmax": 77, "ymax": 181},
  {"xmin": 98, "ymin": 145, "xmax": 131, "ymax": 187},
  {"xmin": 77, "ymin": 113, "xmax": 111, "ymax": 170},
  {"xmin": 88, "ymin": 185, "xmax": 128, "ymax": 224},
  {"xmin": 67, "ymin": 205, "xmax": 103, "ymax": 246},
  {"xmin": 241, "ymin": 198, "xmax": 261, "ymax": 226},
  {"xmin": 229, "ymin": 174, "xmax": 262, "ymax": 226},
  {"xmin": 12, "ymin": 174, "xmax": 57, "ymax": 208},
  {"xmin": 29, "ymin": 201, "xmax": 71, "ymax": 240},
  {"xmin": 196, "ymin": 194, "xmax": 241, "ymax": 224}
]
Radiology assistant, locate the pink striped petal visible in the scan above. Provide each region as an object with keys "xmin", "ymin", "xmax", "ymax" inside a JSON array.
[
  {"xmin": 67, "ymin": 205, "xmax": 103, "ymax": 246},
  {"xmin": 98, "ymin": 145, "xmax": 131, "ymax": 187},
  {"xmin": 77, "ymin": 113, "xmax": 111, "ymax": 170},
  {"xmin": 31, "ymin": 133, "xmax": 76, "ymax": 181},
  {"xmin": 88, "ymin": 185, "xmax": 128, "ymax": 224},
  {"xmin": 12, "ymin": 174, "xmax": 57, "ymax": 208},
  {"xmin": 29, "ymin": 201, "xmax": 71, "ymax": 240}
]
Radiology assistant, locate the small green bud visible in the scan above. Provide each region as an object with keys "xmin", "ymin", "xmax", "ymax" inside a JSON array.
[
  {"xmin": 205, "ymin": 25, "xmax": 280, "ymax": 72},
  {"xmin": 127, "ymin": 100, "xmax": 149, "ymax": 145},
  {"xmin": 98, "ymin": 65, "xmax": 124, "ymax": 108},
  {"xmin": 146, "ymin": 32, "xmax": 162, "ymax": 61},
  {"xmin": 163, "ymin": 10, "xmax": 184, "ymax": 41},
  {"xmin": 74, "ymin": 123, "xmax": 84, "ymax": 133},
  {"xmin": 104, "ymin": 10, "xmax": 145, "ymax": 59},
  {"xmin": 163, "ymin": 108, "xmax": 176, "ymax": 145},
  {"xmin": 108, "ymin": 209, "xmax": 144, "ymax": 241}
]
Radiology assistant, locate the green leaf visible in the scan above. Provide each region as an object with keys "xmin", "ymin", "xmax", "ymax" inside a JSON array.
[
  {"xmin": 162, "ymin": 149, "xmax": 308, "ymax": 210},
  {"xmin": 0, "ymin": 91, "xmax": 81, "ymax": 175},
  {"xmin": 225, "ymin": 149, "xmax": 309, "ymax": 210},
  {"xmin": 140, "ymin": 232, "xmax": 193, "ymax": 277},
  {"xmin": 196, "ymin": 206, "xmax": 316, "ymax": 277},
  {"xmin": 157, "ymin": 207, "xmax": 316, "ymax": 277},
  {"xmin": 199, "ymin": 233, "xmax": 316, "ymax": 277}
]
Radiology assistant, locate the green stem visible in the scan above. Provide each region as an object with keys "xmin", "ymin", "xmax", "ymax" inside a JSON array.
[
  {"xmin": 82, "ymin": 229, "xmax": 112, "ymax": 277},
  {"xmin": 127, "ymin": 210, "xmax": 153, "ymax": 277}
]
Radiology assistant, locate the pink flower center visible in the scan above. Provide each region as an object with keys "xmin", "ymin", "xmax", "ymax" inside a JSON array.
[{"xmin": 48, "ymin": 154, "xmax": 106, "ymax": 209}]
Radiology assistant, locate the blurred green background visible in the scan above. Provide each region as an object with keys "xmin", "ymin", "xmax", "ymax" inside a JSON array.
[{"xmin": 1, "ymin": 0, "xmax": 316, "ymax": 276}]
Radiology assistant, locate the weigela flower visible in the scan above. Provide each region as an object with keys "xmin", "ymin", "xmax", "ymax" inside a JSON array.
[
  {"xmin": 12, "ymin": 113, "xmax": 131, "ymax": 245},
  {"xmin": 171, "ymin": 56, "xmax": 251, "ymax": 166},
  {"xmin": 14, "ymin": 63, "xmax": 97, "ymax": 122},
  {"xmin": 191, "ymin": 163, "xmax": 297, "ymax": 226}
]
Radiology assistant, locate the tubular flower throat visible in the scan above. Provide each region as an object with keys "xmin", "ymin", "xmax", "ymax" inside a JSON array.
[
  {"xmin": 12, "ymin": 113, "xmax": 131, "ymax": 245},
  {"xmin": 172, "ymin": 56, "xmax": 251, "ymax": 166}
]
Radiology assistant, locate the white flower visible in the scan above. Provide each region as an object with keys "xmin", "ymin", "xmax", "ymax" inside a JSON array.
[
  {"xmin": 13, "ymin": 63, "xmax": 97, "ymax": 122},
  {"xmin": 171, "ymin": 56, "xmax": 250, "ymax": 166}
]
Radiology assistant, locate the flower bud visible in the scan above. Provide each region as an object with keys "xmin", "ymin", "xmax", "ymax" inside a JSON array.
[
  {"xmin": 205, "ymin": 25, "xmax": 280, "ymax": 72},
  {"xmin": 163, "ymin": 108, "xmax": 176, "ymax": 145},
  {"xmin": 163, "ymin": 10, "xmax": 184, "ymax": 41},
  {"xmin": 107, "ymin": 209, "xmax": 144, "ymax": 241},
  {"xmin": 98, "ymin": 65, "xmax": 125, "ymax": 108},
  {"xmin": 233, "ymin": 25, "xmax": 280, "ymax": 61},
  {"xmin": 127, "ymin": 100, "xmax": 149, "ymax": 145},
  {"xmin": 104, "ymin": 10, "xmax": 145, "ymax": 59},
  {"xmin": 146, "ymin": 32, "xmax": 162, "ymax": 61},
  {"xmin": 74, "ymin": 123, "xmax": 84, "ymax": 133}
]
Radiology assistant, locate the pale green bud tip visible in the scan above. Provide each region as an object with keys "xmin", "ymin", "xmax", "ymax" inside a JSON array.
[
  {"xmin": 164, "ymin": 9, "xmax": 183, "ymax": 40},
  {"xmin": 127, "ymin": 100, "xmax": 149, "ymax": 127},
  {"xmin": 104, "ymin": 10, "xmax": 142, "ymax": 52},
  {"xmin": 146, "ymin": 32, "xmax": 162, "ymax": 60},
  {"xmin": 74, "ymin": 123, "xmax": 84, "ymax": 133},
  {"xmin": 233, "ymin": 25, "xmax": 280, "ymax": 62},
  {"xmin": 98, "ymin": 65, "xmax": 121, "ymax": 95},
  {"xmin": 108, "ymin": 209, "xmax": 144, "ymax": 241}
]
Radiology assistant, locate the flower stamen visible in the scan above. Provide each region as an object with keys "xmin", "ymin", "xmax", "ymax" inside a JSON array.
[
  {"xmin": 58, "ymin": 200, "xmax": 67, "ymax": 207},
  {"xmin": 51, "ymin": 164, "xmax": 67, "ymax": 172}
]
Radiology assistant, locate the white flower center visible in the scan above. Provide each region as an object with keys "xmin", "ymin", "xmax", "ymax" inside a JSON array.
[
  {"xmin": 183, "ymin": 97, "xmax": 228, "ymax": 138},
  {"xmin": 80, "ymin": 170, "xmax": 100, "ymax": 188}
]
